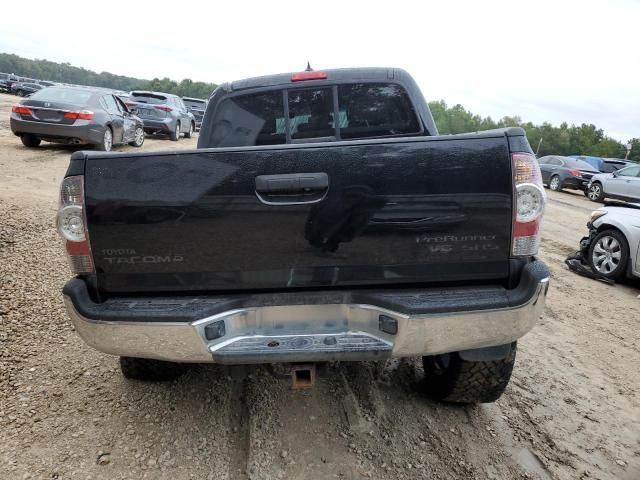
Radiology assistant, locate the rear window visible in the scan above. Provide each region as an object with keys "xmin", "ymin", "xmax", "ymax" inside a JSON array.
[
  {"xmin": 602, "ymin": 162, "xmax": 626, "ymax": 173},
  {"xmin": 28, "ymin": 87, "xmax": 92, "ymax": 104},
  {"xmin": 338, "ymin": 83, "xmax": 420, "ymax": 139},
  {"xmin": 568, "ymin": 159, "xmax": 598, "ymax": 171},
  {"xmin": 184, "ymin": 99, "xmax": 207, "ymax": 109},
  {"xmin": 288, "ymin": 87, "xmax": 335, "ymax": 140},
  {"xmin": 209, "ymin": 90, "xmax": 286, "ymax": 148},
  {"xmin": 131, "ymin": 92, "xmax": 167, "ymax": 105},
  {"xmin": 206, "ymin": 82, "xmax": 420, "ymax": 147}
]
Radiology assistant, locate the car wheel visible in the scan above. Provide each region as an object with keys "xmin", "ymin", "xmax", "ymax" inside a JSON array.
[
  {"xmin": 422, "ymin": 343, "xmax": 517, "ymax": 404},
  {"xmin": 549, "ymin": 175, "xmax": 562, "ymax": 191},
  {"xmin": 95, "ymin": 127, "xmax": 113, "ymax": 152},
  {"xmin": 17, "ymin": 90, "xmax": 24, "ymax": 97},
  {"xmin": 587, "ymin": 182, "xmax": 605, "ymax": 202},
  {"xmin": 119, "ymin": 357, "xmax": 188, "ymax": 381},
  {"xmin": 129, "ymin": 126, "xmax": 145, "ymax": 147},
  {"xmin": 588, "ymin": 229, "xmax": 629, "ymax": 280},
  {"xmin": 184, "ymin": 122, "xmax": 194, "ymax": 139},
  {"xmin": 171, "ymin": 121, "xmax": 181, "ymax": 141},
  {"xmin": 20, "ymin": 134, "xmax": 41, "ymax": 148}
]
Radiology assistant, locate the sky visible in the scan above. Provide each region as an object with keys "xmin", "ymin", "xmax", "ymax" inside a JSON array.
[{"xmin": 0, "ymin": 0, "xmax": 638, "ymax": 141}]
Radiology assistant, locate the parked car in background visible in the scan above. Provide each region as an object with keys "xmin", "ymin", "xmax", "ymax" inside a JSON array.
[
  {"xmin": 127, "ymin": 91, "xmax": 195, "ymax": 141},
  {"xmin": 579, "ymin": 203, "xmax": 640, "ymax": 280},
  {"xmin": 38, "ymin": 80, "xmax": 57, "ymax": 87},
  {"xmin": 0, "ymin": 73, "xmax": 19, "ymax": 92},
  {"xmin": 11, "ymin": 82, "xmax": 44, "ymax": 97},
  {"xmin": 538, "ymin": 155, "xmax": 599, "ymax": 192},
  {"xmin": 570, "ymin": 155, "xmax": 628, "ymax": 173},
  {"xmin": 182, "ymin": 96, "xmax": 208, "ymax": 129},
  {"xmin": 10, "ymin": 86, "xmax": 145, "ymax": 151},
  {"xmin": 12, "ymin": 77, "xmax": 38, "ymax": 91},
  {"xmin": 586, "ymin": 164, "xmax": 640, "ymax": 202}
]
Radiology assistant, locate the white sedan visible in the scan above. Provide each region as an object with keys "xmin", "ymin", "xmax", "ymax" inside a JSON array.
[{"xmin": 583, "ymin": 204, "xmax": 640, "ymax": 280}]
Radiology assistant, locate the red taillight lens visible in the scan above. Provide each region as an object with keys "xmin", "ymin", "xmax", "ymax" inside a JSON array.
[
  {"xmin": 154, "ymin": 105, "xmax": 173, "ymax": 112},
  {"xmin": 512, "ymin": 153, "xmax": 546, "ymax": 256},
  {"xmin": 56, "ymin": 176, "xmax": 94, "ymax": 274},
  {"xmin": 568, "ymin": 169, "xmax": 581, "ymax": 177},
  {"xmin": 12, "ymin": 105, "xmax": 33, "ymax": 115},
  {"xmin": 63, "ymin": 110, "xmax": 95, "ymax": 120},
  {"xmin": 291, "ymin": 71, "xmax": 328, "ymax": 82}
]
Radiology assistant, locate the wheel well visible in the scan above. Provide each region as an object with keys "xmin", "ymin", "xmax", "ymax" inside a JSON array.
[{"xmin": 596, "ymin": 224, "xmax": 623, "ymax": 236}]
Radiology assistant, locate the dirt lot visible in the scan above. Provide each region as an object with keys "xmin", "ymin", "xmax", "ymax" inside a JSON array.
[{"xmin": 0, "ymin": 91, "xmax": 638, "ymax": 480}]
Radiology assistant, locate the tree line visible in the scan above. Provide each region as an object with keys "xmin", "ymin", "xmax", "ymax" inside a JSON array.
[
  {"xmin": 1, "ymin": 52, "xmax": 637, "ymax": 160},
  {"xmin": 429, "ymin": 100, "xmax": 639, "ymax": 162},
  {"xmin": 0, "ymin": 52, "xmax": 217, "ymax": 99}
]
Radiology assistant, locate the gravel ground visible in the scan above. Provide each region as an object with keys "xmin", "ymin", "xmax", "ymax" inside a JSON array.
[{"xmin": 0, "ymin": 92, "xmax": 638, "ymax": 480}]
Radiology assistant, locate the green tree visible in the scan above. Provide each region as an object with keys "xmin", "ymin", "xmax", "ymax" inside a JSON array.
[{"xmin": 428, "ymin": 100, "xmax": 634, "ymax": 159}]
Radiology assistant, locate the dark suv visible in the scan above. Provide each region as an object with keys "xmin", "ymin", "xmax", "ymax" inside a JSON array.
[
  {"xmin": 128, "ymin": 91, "xmax": 195, "ymax": 141},
  {"xmin": 182, "ymin": 97, "xmax": 208, "ymax": 130}
]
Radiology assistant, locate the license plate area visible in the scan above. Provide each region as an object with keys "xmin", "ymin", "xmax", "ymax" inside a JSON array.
[{"xmin": 34, "ymin": 110, "xmax": 63, "ymax": 122}]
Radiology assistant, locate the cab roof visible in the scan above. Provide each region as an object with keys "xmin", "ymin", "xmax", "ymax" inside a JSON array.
[{"xmin": 225, "ymin": 67, "xmax": 413, "ymax": 92}]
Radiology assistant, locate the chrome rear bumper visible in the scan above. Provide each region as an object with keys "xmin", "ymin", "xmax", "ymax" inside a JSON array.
[{"xmin": 64, "ymin": 273, "xmax": 549, "ymax": 364}]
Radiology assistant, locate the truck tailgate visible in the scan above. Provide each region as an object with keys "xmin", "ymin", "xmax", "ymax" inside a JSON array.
[{"xmin": 84, "ymin": 135, "xmax": 513, "ymax": 293}]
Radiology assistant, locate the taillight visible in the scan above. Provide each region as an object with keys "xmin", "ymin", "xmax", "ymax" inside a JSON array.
[
  {"xmin": 63, "ymin": 110, "xmax": 95, "ymax": 120},
  {"xmin": 512, "ymin": 152, "xmax": 546, "ymax": 256},
  {"xmin": 154, "ymin": 105, "xmax": 173, "ymax": 112},
  {"xmin": 12, "ymin": 105, "xmax": 32, "ymax": 115},
  {"xmin": 568, "ymin": 169, "xmax": 581, "ymax": 177},
  {"xmin": 56, "ymin": 176, "xmax": 94, "ymax": 274},
  {"xmin": 291, "ymin": 71, "xmax": 328, "ymax": 82}
]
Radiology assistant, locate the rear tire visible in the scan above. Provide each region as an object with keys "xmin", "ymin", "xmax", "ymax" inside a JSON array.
[
  {"xmin": 422, "ymin": 343, "xmax": 517, "ymax": 404},
  {"xmin": 119, "ymin": 357, "xmax": 188, "ymax": 382},
  {"xmin": 549, "ymin": 175, "xmax": 562, "ymax": 191},
  {"xmin": 94, "ymin": 127, "xmax": 113, "ymax": 152},
  {"xmin": 170, "ymin": 121, "xmax": 180, "ymax": 141},
  {"xmin": 17, "ymin": 90, "xmax": 24, "ymax": 97},
  {"xmin": 129, "ymin": 126, "xmax": 145, "ymax": 147},
  {"xmin": 184, "ymin": 122, "xmax": 194, "ymax": 139},
  {"xmin": 587, "ymin": 182, "xmax": 605, "ymax": 202},
  {"xmin": 20, "ymin": 134, "xmax": 41, "ymax": 148}
]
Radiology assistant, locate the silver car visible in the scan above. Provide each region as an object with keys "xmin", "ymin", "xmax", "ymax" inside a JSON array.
[
  {"xmin": 587, "ymin": 164, "xmax": 640, "ymax": 202},
  {"xmin": 583, "ymin": 204, "xmax": 640, "ymax": 279},
  {"xmin": 128, "ymin": 91, "xmax": 196, "ymax": 141}
]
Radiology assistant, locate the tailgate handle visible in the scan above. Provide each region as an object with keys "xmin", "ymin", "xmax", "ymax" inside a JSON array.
[{"xmin": 255, "ymin": 173, "xmax": 329, "ymax": 205}]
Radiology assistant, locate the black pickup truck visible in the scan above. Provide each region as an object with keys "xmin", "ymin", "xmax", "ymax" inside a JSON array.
[{"xmin": 58, "ymin": 68, "xmax": 549, "ymax": 403}]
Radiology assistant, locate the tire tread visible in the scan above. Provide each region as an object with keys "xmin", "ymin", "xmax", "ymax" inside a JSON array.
[{"xmin": 423, "ymin": 344, "xmax": 516, "ymax": 404}]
